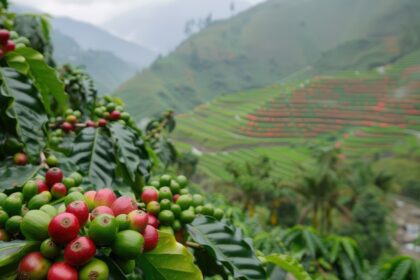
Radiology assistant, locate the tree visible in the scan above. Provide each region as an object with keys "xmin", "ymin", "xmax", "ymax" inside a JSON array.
[
  {"xmin": 230, "ymin": 2, "xmax": 236, "ymax": 16},
  {"xmin": 342, "ymin": 188, "xmax": 393, "ymax": 261},
  {"xmin": 226, "ymin": 155, "xmax": 277, "ymax": 215},
  {"xmin": 296, "ymin": 147, "xmax": 351, "ymax": 233}
]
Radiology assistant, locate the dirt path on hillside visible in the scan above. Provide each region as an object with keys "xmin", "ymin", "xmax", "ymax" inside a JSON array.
[{"xmin": 393, "ymin": 195, "xmax": 420, "ymax": 258}]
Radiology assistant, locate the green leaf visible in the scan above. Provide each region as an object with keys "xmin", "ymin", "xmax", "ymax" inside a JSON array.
[
  {"xmin": 302, "ymin": 230, "xmax": 316, "ymax": 257},
  {"xmin": 341, "ymin": 238, "xmax": 356, "ymax": 263},
  {"xmin": 0, "ymin": 240, "xmax": 40, "ymax": 277},
  {"xmin": 138, "ymin": 231, "xmax": 202, "ymax": 280},
  {"xmin": 39, "ymin": 15, "xmax": 52, "ymax": 42},
  {"xmin": 390, "ymin": 259, "xmax": 411, "ymax": 280},
  {"xmin": 187, "ymin": 216, "xmax": 266, "ymax": 280},
  {"xmin": 69, "ymin": 127, "xmax": 116, "ymax": 188},
  {"xmin": 0, "ymin": 68, "xmax": 48, "ymax": 160},
  {"xmin": 411, "ymin": 260, "xmax": 420, "ymax": 280},
  {"xmin": 265, "ymin": 254, "xmax": 312, "ymax": 280},
  {"xmin": 98, "ymin": 255, "xmax": 128, "ymax": 280},
  {"xmin": 152, "ymin": 137, "xmax": 177, "ymax": 167},
  {"xmin": 5, "ymin": 54, "xmax": 29, "ymax": 74},
  {"xmin": 109, "ymin": 123, "xmax": 151, "ymax": 182},
  {"xmin": 0, "ymin": 240, "xmax": 39, "ymax": 267},
  {"xmin": 378, "ymin": 256, "xmax": 417, "ymax": 280},
  {"xmin": 0, "ymin": 162, "xmax": 42, "ymax": 191},
  {"xmin": 7, "ymin": 47, "xmax": 67, "ymax": 114},
  {"xmin": 329, "ymin": 237, "xmax": 340, "ymax": 263},
  {"xmin": 0, "ymin": 0, "xmax": 9, "ymax": 9}
]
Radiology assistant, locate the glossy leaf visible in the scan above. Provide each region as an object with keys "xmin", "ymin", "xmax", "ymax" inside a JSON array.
[
  {"xmin": 265, "ymin": 254, "xmax": 312, "ymax": 280},
  {"xmin": 0, "ymin": 162, "xmax": 42, "ymax": 191},
  {"xmin": 109, "ymin": 123, "xmax": 151, "ymax": 182},
  {"xmin": 187, "ymin": 216, "xmax": 266, "ymax": 280},
  {"xmin": 0, "ymin": 68, "xmax": 48, "ymax": 160},
  {"xmin": 7, "ymin": 47, "xmax": 67, "ymax": 114},
  {"xmin": 0, "ymin": 240, "xmax": 40, "ymax": 277},
  {"xmin": 138, "ymin": 231, "xmax": 203, "ymax": 280},
  {"xmin": 69, "ymin": 127, "xmax": 116, "ymax": 188},
  {"xmin": 98, "ymin": 255, "xmax": 128, "ymax": 280},
  {"xmin": 152, "ymin": 137, "xmax": 177, "ymax": 167}
]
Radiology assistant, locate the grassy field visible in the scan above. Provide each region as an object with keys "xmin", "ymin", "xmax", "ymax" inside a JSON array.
[{"xmin": 173, "ymin": 50, "xmax": 420, "ymax": 181}]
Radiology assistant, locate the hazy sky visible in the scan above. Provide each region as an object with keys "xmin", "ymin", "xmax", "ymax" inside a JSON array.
[{"xmin": 13, "ymin": 0, "xmax": 266, "ymax": 25}]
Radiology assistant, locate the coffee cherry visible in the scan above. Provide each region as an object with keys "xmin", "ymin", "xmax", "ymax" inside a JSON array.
[
  {"xmin": 47, "ymin": 262, "xmax": 78, "ymax": 280},
  {"xmin": 109, "ymin": 111, "xmax": 121, "ymax": 121},
  {"xmin": 61, "ymin": 122, "xmax": 74, "ymax": 133},
  {"xmin": 94, "ymin": 189, "xmax": 117, "ymax": 208},
  {"xmin": 141, "ymin": 188, "xmax": 159, "ymax": 204},
  {"xmin": 98, "ymin": 118, "xmax": 107, "ymax": 127},
  {"xmin": 40, "ymin": 238, "xmax": 60, "ymax": 259},
  {"xmin": 143, "ymin": 225, "xmax": 159, "ymax": 252},
  {"xmin": 64, "ymin": 236, "xmax": 96, "ymax": 266},
  {"xmin": 45, "ymin": 168, "xmax": 63, "ymax": 187},
  {"xmin": 51, "ymin": 183, "xmax": 67, "ymax": 199},
  {"xmin": 147, "ymin": 214, "xmax": 160, "ymax": 228},
  {"xmin": 4, "ymin": 40, "xmax": 15, "ymax": 52},
  {"xmin": 85, "ymin": 120, "xmax": 96, "ymax": 127},
  {"xmin": 88, "ymin": 214, "xmax": 118, "ymax": 246},
  {"xmin": 66, "ymin": 200, "xmax": 89, "ymax": 226},
  {"xmin": 36, "ymin": 179, "xmax": 49, "ymax": 193},
  {"xmin": 127, "ymin": 210, "xmax": 149, "ymax": 233},
  {"xmin": 17, "ymin": 252, "xmax": 51, "ymax": 280},
  {"xmin": 111, "ymin": 196, "xmax": 137, "ymax": 216},
  {"xmin": 0, "ymin": 29, "xmax": 10, "ymax": 44},
  {"xmin": 112, "ymin": 230, "xmax": 144, "ymax": 260},
  {"xmin": 14, "ymin": 152, "xmax": 28, "ymax": 166},
  {"xmin": 66, "ymin": 115, "xmax": 77, "ymax": 124},
  {"xmin": 48, "ymin": 212, "xmax": 80, "ymax": 243},
  {"xmin": 91, "ymin": 206, "xmax": 114, "ymax": 220},
  {"xmin": 46, "ymin": 155, "xmax": 59, "ymax": 167}
]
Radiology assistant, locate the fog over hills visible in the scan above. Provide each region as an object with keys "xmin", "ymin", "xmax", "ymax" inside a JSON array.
[{"xmin": 104, "ymin": 0, "xmax": 251, "ymax": 54}]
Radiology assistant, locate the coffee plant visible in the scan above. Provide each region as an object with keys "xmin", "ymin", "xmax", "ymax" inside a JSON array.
[{"xmin": 0, "ymin": 3, "xmax": 315, "ymax": 280}]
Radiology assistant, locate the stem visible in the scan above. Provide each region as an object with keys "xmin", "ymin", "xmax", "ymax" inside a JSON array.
[
  {"xmin": 185, "ymin": 241, "xmax": 203, "ymax": 250},
  {"xmin": 145, "ymin": 112, "xmax": 174, "ymax": 140},
  {"xmin": 40, "ymin": 151, "xmax": 48, "ymax": 168}
]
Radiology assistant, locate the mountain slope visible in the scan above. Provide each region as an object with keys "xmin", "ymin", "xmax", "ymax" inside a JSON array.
[
  {"xmin": 52, "ymin": 31, "xmax": 137, "ymax": 94},
  {"xmin": 113, "ymin": 0, "xmax": 420, "ymax": 119},
  {"xmin": 104, "ymin": 0, "xmax": 251, "ymax": 54}
]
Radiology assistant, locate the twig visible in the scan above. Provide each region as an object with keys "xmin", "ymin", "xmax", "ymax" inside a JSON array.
[{"xmin": 185, "ymin": 241, "xmax": 203, "ymax": 250}]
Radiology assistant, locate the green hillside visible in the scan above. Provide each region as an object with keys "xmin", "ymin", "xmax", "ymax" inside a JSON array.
[
  {"xmin": 172, "ymin": 50, "xmax": 420, "ymax": 181},
  {"xmin": 113, "ymin": 0, "xmax": 420, "ymax": 119}
]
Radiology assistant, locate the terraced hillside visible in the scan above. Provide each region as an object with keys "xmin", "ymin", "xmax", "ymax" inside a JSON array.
[{"xmin": 173, "ymin": 51, "xmax": 420, "ymax": 180}]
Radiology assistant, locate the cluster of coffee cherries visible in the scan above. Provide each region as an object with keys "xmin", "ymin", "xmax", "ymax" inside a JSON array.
[
  {"xmin": 0, "ymin": 29, "xmax": 16, "ymax": 59},
  {"xmin": 1, "ymin": 166, "xmax": 160, "ymax": 279},
  {"xmin": 141, "ymin": 174, "xmax": 224, "ymax": 239},
  {"xmin": 93, "ymin": 99, "xmax": 135, "ymax": 128},
  {"xmin": 49, "ymin": 109, "xmax": 83, "ymax": 141},
  {"xmin": 0, "ymin": 168, "xmax": 84, "ymax": 242}
]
